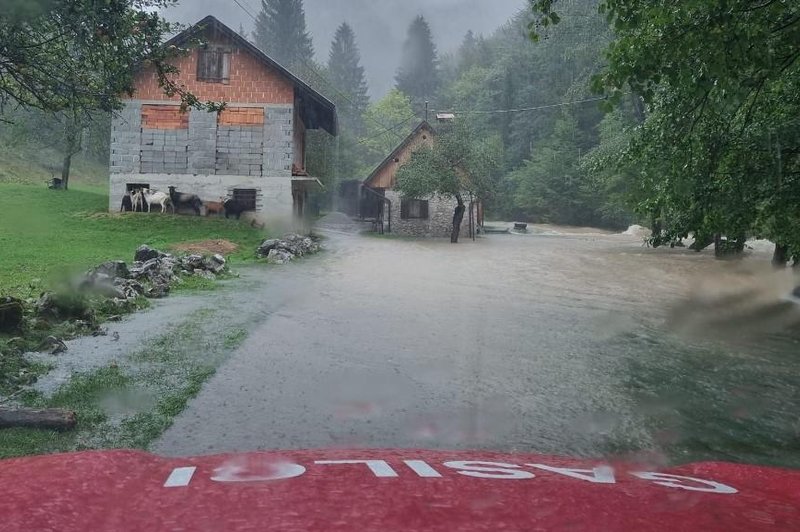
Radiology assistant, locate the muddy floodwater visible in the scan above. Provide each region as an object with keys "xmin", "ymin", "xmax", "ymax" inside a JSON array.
[{"xmin": 152, "ymin": 221, "xmax": 800, "ymax": 468}]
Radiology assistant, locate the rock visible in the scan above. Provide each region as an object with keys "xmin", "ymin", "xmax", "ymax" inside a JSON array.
[
  {"xmin": 0, "ymin": 297, "xmax": 24, "ymax": 332},
  {"xmin": 145, "ymin": 283, "xmax": 170, "ymax": 299},
  {"xmin": 266, "ymin": 249, "xmax": 295, "ymax": 265},
  {"xmin": 194, "ymin": 269, "xmax": 216, "ymax": 280},
  {"xmin": 202, "ymin": 255, "xmax": 226, "ymax": 274},
  {"xmin": 134, "ymin": 245, "xmax": 166, "ymax": 263},
  {"xmin": 38, "ymin": 336, "xmax": 67, "ymax": 355},
  {"xmin": 181, "ymin": 254, "xmax": 205, "ymax": 271},
  {"xmin": 257, "ymin": 239, "xmax": 280, "ymax": 257},
  {"xmin": 34, "ymin": 292, "xmax": 89, "ymax": 321},
  {"xmin": 89, "ymin": 261, "xmax": 130, "ymax": 280},
  {"xmin": 114, "ymin": 279, "xmax": 145, "ymax": 299}
]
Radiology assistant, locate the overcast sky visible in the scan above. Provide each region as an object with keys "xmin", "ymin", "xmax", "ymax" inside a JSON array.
[{"xmin": 163, "ymin": 0, "xmax": 527, "ymax": 97}]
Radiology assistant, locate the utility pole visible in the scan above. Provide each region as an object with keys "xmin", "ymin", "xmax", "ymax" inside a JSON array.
[{"xmin": 425, "ymin": 101, "xmax": 429, "ymax": 122}]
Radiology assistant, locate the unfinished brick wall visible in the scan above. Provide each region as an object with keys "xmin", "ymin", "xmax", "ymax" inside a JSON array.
[
  {"xmin": 130, "ymin": 45, "xmax": 294, "ymax": 104},
  {"xmin": 139, "ymin": 105, "xmax": 189, "ymax": 174}
]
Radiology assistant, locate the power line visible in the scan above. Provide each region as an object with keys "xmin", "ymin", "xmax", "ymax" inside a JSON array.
[
  {"xmin": 230, "ymin": 0, "xmax": 257, "ymax": 21},
  {"xmin": 432, "ymin": 95, "xmax": 610, "ymax": 116}
]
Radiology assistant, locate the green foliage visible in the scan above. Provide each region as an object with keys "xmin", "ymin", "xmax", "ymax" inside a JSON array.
[
  {"xmin": 327, "ymin": 22, "xmax": 369, "ymax": 133},
  {"xmin": 253, "ymin": 0, "xmax": 314, "ymax": 72},
  {"xmin": 395, "ymin": 120, "xmax": 500, "ymax": 203},
  {"xmin": 0, "ymin": 0, "xmax": 216, "ymax": 113},
  {"xmin": 395, "ymin": 15, "xmax": 440, "ymax": 109},
  {"xmin": 359, "ymin": 89, "xmax": 417, "ymax": 172},
  {"xmin": 531, "ymin": 0, "xmax": 800, "ymax": 256}
]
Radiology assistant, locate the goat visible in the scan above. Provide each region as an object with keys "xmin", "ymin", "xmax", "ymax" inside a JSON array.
[
  {"xmin": 223, "ymin": 198, "xmax": 249, "ymax": 220},
  {"xmin": 142, "ymin": 188, "xmax": 174, "ymax": 214},
  {"xmin": 168, "ymin": 186, "xmax": 202, "ymax": 216},
  {"xmin": 130, "ymin": 189, "xmax": 145, "ymax": 212},
  {"xmin": 120, "ymin": 192, "xmax": 133, "ymax": 212},
  {"xmin": 204, "ymin": 200, "xmax": 225, "ymax": 217}
]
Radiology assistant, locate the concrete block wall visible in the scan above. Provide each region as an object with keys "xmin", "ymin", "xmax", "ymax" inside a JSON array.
[
  {"xmin": 140, "ymin": 129, "xmax": 189, "ymax": 174},
  {"xmin": 188, "ymin": 109, "xmax": 218, "ymax": 175},
  {"xmin": 264, "ymin": 105, "xmax": 294, "ymax": 177},
  {"xmin": 110, "ymin": 102, "xmax": 142, "ymax": 174},
  {"xmin": 109, "ymin": 173, "xmax": 293, "ymax": 220},
  {"xmin": 383, "ymin": 190, "xmax": 476, "ymax": 238},
  {"xmin": 216, "ymin": 125, "xmax": 264, "ymax": 176}
]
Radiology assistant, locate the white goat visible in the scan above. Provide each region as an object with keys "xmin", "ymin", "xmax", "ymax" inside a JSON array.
[
  {"xmin": 141, "ymin": 188, "xmax": 174, "ymax": 214},
  {"xmin": 130, "ymin": 189, "xmax": 145, "ymax": 212}
]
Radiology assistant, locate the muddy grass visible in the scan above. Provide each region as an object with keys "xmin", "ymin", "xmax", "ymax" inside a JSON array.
[{"xmin": 0, "ymin": 306, "xmax": 249, "ymax": 459}]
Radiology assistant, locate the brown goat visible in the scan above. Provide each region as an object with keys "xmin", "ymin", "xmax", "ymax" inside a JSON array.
[{"xmin": 204, "ymin": 201, "xmax": 224, "ymax": 216}]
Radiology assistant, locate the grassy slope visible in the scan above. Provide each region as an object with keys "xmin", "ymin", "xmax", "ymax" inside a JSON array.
[
  {"xmin": 0, "ymin": 184, "xmax": 266, "ymax": 297},
  {"xmin": 0, "ymin": 142, "xmax": 109, "ymax": 187}
]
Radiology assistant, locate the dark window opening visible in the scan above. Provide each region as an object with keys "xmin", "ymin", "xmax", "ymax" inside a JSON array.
[
  {"xmin": 233, "ymin": 188, "xmax": 257, "ymax": 212},
  {"xmin": 197, "ymin": 47, "xmax": 231, "ymax": 83},
  {"xmin": 126, "ymin": 183, "xmax": 150, "ymax": 192},
  {"xmin": 401, "ymin": 199, "xmax": 429, "ymax": 220}
]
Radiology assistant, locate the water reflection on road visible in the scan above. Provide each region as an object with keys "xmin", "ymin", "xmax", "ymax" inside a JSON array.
[{"xmin": 155, "ymin": 222, "xmax": 800, "ymax": 468}]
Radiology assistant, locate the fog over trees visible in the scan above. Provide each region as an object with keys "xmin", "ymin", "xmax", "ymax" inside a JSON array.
[{"xmin": 162, "ymin": 0, "xmax": 525, "ymax": 97}]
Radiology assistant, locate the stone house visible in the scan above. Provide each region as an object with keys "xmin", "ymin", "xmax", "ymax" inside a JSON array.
[
  {"xmin": 362, "ymin": 121, "xmax": 480, "ymax": 238},
  {"xmin": 109, "ymin": 16, "xmax": 337, "ymax": 220}
]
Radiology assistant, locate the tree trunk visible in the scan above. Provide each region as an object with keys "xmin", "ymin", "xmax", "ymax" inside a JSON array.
[
  {"xmin": 773, "ymin": 244, "xmax": 789, "ymax": 268},
  {"xmin": 451, "ymin": 195, "xmax": 466, "ymax": 244},
  {"xmin": 61, "ymin": 152, "xmax": 72, "ymax": 191},
  {"xmin": 0, "ymin": 407, "xmax": 77, "ymax": 431}
]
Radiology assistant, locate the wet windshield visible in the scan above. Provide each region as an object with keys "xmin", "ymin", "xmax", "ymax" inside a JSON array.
[{"xmin": 1, "ymin": 0, "xmax": 800, "ymax": 522}]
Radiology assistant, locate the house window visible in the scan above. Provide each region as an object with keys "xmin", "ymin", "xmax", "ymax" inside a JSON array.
[
  {"xmin": 400, "ymin": 199, "xmax": 429, "ymax": 220},
  {"xmin": 197, "ymin": 47, "xmax": 231, "ymax": 83},
  {"xmin": 232, "ymin": 188, "xmax": 257, "ymax": 212}
]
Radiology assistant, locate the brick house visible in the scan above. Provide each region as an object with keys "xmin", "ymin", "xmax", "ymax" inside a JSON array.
[
  {"xmin": 109, "ymin": 16, "xmax": 337, "ymax": 220},
  {"xmin": 362, "ymin": 122, "xmax": 480, "ymax": 238}
]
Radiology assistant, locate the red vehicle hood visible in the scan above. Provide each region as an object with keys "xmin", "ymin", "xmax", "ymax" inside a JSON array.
[{"xmin": 1, "ymin": 449, "xmax": 799, "ymax": 531}]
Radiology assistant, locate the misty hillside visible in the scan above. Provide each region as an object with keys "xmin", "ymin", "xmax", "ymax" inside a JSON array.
[{"xmin": 163, "ymin": 0, "xmax": 526, "ymax": 97}]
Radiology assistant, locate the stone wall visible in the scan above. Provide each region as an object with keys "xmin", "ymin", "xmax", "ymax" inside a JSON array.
[{"xmin": 383, "ymin": 190, "xmax": 478, "ymax": 238}]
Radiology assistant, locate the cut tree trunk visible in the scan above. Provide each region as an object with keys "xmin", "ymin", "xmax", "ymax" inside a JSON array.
[{"xmin": 0, "ymin": 407, "xmax": 77, "ymax": 431}]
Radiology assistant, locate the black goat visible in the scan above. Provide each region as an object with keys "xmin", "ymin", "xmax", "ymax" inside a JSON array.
[
  {"xmin": 168, "ymin": 186, "xmax": 202, "ymax": 216},
  {"xmin": 223, "ymin": 199, "xmax": 249, "ymax": 220},
  {"xmin": 120, "ymin": 192, "xmax": 133, "ymax": 212}
]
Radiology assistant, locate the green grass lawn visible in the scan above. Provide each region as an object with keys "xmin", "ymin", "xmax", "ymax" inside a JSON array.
[{"xmin": 0, "ymin": 183, "xmax": 267, "ymax": 297}]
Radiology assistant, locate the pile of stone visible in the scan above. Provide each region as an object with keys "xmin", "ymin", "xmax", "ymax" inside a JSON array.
[
  {"xmin": 77, "ymin": 245, "xmax": 227, "ymax": 302},
  {"xmin": 256, "ymin": 234, "xmax": 321, "ymax": 264}
]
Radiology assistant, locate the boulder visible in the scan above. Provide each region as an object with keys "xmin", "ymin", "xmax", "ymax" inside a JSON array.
[
  {"xmin": 89, "ymin": 261, "xmax": 130, "ymax": 280},
  {"xmin": 193, "ymin": 269, "xmax": 216, "ymax": 280},
  {"xmin": 0, "ymin": 297, "xmax": 24, "ymax": 332},
  {"xmin": 134, "ymin": 245, "xmax": 164, "ymax": 263},
  {"xmin": 266, "ymin": 249, "xmax": 295, "ymax": 265},
  {"xmin": 203, "ymin": 254, "xmax": 226, "ymax": 274},
  {"xmin": 181, "ymin": 254, "xmax": 205, "ymax": 271},
  {"xmin": 114, "ymin": 279, "xmax": 145, "ymax": 299},
  {"xmin": 257, "ymin": 239, "xmax": 280, "ymax": 257},
  {"xmin": 145, "ymin": 283, "xmax": 170, "ymax": 299}
]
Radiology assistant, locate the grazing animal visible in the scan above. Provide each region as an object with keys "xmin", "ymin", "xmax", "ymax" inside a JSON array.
[
  {"xmin": 130, "ymin": 189, "xmax": 145, "ymax": 212},
  {"xmin": 223, "ymin": 198, "xmax": 249, "ymax": 220},
  {"xmin": 204, "ymin": 200, "xmax": 224, "ymax": 217},
  {"xmin": 120, "ymin": 193, "xmax": 133, "ymax": 212},
  {"xmin": 168, "ymin": 186, "xmax": 203, "ymax": 216},
  {"xmin": 142, "ymin": 188, "xmax": 174, "ymax": 214}
]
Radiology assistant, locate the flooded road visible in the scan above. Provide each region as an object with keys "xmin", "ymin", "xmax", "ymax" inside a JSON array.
[{"xmin": 154, "ymin": 222, "xmax": 800, "ymax": 468}]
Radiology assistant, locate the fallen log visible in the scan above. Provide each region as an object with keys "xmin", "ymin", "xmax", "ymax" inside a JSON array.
[{"xmin": 0, "ymin": 407, "xmax": 77, "ymax": 431}]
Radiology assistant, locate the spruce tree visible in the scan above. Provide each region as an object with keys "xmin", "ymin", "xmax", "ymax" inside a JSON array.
[
  {"xmin": 395, "ymin": 15, "xmax": 440, "ymax": 108},
  {"xmin": 253, "ymin": 0, "xmax": 314, "ymax": 71},
  {"xmin": 327, "ymin": 22, "xmax": 369, "ymax": 134}
]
